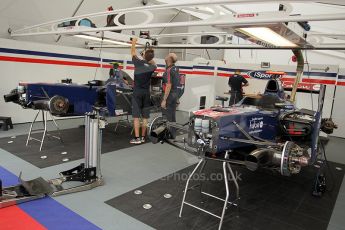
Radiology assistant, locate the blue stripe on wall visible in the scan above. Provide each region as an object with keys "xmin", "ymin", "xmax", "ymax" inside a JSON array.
[
  {"xmin": 102, "ymin": 58, "xmax": 124, "ymax": 63},
  {"xmin": 217, "ymin": 67, "xmax": 252, "ymax": 73},
  {"xmin": 193, "ymin": 65, "xmax": 214, "ymax": 70},
  {"xmin": 177, "ymin": 65, "xmax": 193, "ymax": 70},
  {"xmin": 0, "ymin": 47, "xmax": 101, "ymax": 62},
  {"xmin": 303, "ymin": 72, "xmax": 337, "ymax": 78}
]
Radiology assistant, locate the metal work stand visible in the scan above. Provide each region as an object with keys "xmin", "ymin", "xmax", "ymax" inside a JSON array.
[
  {"xmin": 26, "ymin": 110, "xmax": 63, "ymax": 151},
  {"xmin": 179, "ymin": 151, "xmax": 240, "ymax": 230},
  {"xmin": 114, "ymin": 112, "xmax": 131, "ymax": 132}
]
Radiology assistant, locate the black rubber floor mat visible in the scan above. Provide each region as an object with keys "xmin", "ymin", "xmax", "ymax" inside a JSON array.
[
  {"xmin": 105, "ymin": 160, "xmax": 344, "ymax": 230},
  {"xmin": 0, "ymin": 124, "xmax": 146, "ymax": 168}
]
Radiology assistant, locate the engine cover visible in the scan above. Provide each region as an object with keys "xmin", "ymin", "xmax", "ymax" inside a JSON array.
[{"xmin": 187, "ymin": 106, "xmax": 279, "ymax": 154}]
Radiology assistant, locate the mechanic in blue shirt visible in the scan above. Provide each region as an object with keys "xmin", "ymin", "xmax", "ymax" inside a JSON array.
[
  {"xmin": 130, "ymin": 38, "xmax": 157, "ymax": 144},
  {"xmin": 228, "ymin": 70, "xmax": 249, "ymax": 106},
  {"xmin": 106, "ymin": 63, "xmax": 129, "ymax": 87},
  {"xmin": 161, "ymin": 53, "xmax": 179, "ymax": 138}
]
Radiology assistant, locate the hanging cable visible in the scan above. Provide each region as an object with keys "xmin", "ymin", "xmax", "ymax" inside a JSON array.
[
  {"xmin": 304, "ymin": 49, "xmax": 314, "ymax": 111},
  {"xmin": 313, "ymin": 139, "xmax": 335, "ymax": 194},
  {"xmin": 93, "ymin": 33, "xmax": 104, "ymax": 80},
  {"xmin": 157, "ymin": 9, "xmax": 182, "ymax": 35}
]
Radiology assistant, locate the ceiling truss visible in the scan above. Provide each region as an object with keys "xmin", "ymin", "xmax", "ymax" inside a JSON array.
[{"xmin": 9, "ymin": 0, "xmax": 345, "ymax": 50}]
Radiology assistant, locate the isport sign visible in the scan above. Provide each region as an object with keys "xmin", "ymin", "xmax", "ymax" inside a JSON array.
[{"xmin": 246, "ymin": 71, "xmax": 279, "ymax": 80}]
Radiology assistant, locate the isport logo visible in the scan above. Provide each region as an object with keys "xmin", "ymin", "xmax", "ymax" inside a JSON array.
[{"xmin": 247, "ymin": 71, "xmax": 276, "ymax": 80}]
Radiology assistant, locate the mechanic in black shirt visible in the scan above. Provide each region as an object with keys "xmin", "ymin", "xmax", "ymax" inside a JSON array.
[
  {"xmin": 228, "ymin": 70, "xmax": 249, "ymax": 106},
  {"xmin": 161, "ymin": 53, "xmax": 179, "ymax": 138},
  {"xmin": 130, "ymin": 38, "xmax": 157, "ymax": 144}
]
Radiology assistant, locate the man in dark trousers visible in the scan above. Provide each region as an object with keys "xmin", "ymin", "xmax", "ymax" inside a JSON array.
[
  {"xmin": 228, "ymin": 70, "xmax": 249, "ymax": 106},
  {"xmin": 130, "ymin": 38, "xmax": 157, "ymax": 144},
  {"xmin": 161, "ymin": 53, "xmax": 179, "ymax": 138}
]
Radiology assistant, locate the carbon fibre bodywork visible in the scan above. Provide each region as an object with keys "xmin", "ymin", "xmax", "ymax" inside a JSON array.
[{"xmin": 187, "ymin": 106, "xmax": 280, "ymax": 153}]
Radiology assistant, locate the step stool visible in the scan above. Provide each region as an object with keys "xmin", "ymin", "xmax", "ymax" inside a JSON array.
[
  {"xmin": 215, "ymin": 96, "xmax": 229, "ymax": 108},
  {"xmin": 0, "ymin": 116, "xmax": 13, "ymax": 131}
]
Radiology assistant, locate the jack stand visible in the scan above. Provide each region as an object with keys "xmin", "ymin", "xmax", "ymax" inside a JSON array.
[
  {"xmin": 179, "ymin": 150, "xmax": 240, "ymax": 230},
  {"xmin": 1, "ymin": 109, "xmax": 105, "ymax": 208},
  {"xmin": 26, "ymin": 110, "xmax": 63, "ymax": 151},
  {"xmin": 49, "ymin": 109, "xmax": 105, "ymax": 196}
]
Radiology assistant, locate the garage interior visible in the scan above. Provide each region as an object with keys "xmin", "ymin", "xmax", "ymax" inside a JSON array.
[{"xmin": 1, "ymin": 1, "xmax": 345, "ymax": 230}]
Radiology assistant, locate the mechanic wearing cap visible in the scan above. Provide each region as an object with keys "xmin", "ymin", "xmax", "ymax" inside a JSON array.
[
  {"xmin": 228, "ymin": 69, "xmax": 249, "ymax": 106},
  {"xmin": 161, "ymin": 53, "xmax": 179, "ymax": 138},
  {"xmin": 106, "ymin": 63, "xmax": 128, "ymax": 85},
  {"xmin": 130, "ymin": 38, "xmax": 157, "ymax": 144}
]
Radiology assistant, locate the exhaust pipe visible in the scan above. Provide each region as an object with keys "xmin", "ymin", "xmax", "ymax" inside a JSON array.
[
  {"xmin": 149, "ymin": 116, "xmax": 174, "ymax": 144},
  {"xmin": 245, "ymin": 142, "xmax": 310, "ymax": 176},
  {"xmin": 150, "ymin": 125, "xmax": 170, "ymax": 144},
  {"xmin": 245, "ymin": 148, "xmax": 281, "ymax": 171},
  {"xmin": 33, "ymin": 95, "xmax": 69, "ymax": 116},
  {"xmin": 4, "ymin": 90, "xmax": 19, "ymax": 103}
]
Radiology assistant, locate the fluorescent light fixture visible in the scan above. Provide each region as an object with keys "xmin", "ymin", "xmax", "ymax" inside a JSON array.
[
  {"xmin": 236, "ymin": 27, "xmax": 298, "ymax": 47},
  {"xmin": 104, "ymin": 39, "xmax": 131, "ymax": 46},
  {"xmin": 74, "ymin": 34, "xmax": 102, "ymax": 42},
  {"xmin": 203, "ymin": 7, "xmax": 215, "ymax": 13},
  {"xmin": 74, "ymin": 34, "xmax": 132, "ymax": 46}
]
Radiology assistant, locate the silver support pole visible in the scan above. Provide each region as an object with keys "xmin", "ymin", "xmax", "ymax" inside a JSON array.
[
  {"xmin": 96, "ymin": 112, "xmax": 102, "ymax": 177},
  {"xmin": 48, "ymin": 112, "xmax": 63, "ymax": 144},
  {"xmin": 40, "ymin": 111, "xmax": 47, "ymax": 152},
  {"xmin": 26, "ymin": 110, "xmax": 40, "ymax": 146},
  {"xmin": 198, "ymin": 159, "xmax": 208, "ymax": 193},
  {"xmin": 91, "ymin": 117, "xmax": 98, "ymax": 168},
  {"xmin": 219, "ymin": 154, "xmax": 230, "ymax": 230},
  {"xmin": 88, "ymin": 117, "xmax": 93, "ymax": 168},
  {"xmin": 227, "ymin": 162, "xmax": 239, "ymax": 198},
  {"xmin": 84, "ymin": 113, "xmax": 90, "ymax": 168},
  {"xmin": 179, "ymin": 158, "xmax": 205, "ymax": 217}
]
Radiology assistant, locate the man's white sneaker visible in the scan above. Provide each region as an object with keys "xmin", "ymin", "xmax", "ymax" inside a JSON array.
[{"xmin": 130, "ymin": 138, "xmax": 141, "ymax": 144}]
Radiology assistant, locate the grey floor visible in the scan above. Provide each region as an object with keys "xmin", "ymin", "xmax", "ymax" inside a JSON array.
[
  {"xmin": 326, "ymin": 136, "xmax": 345, "ymax": 230},
  {"xmin": 0, "ymin": 111, "xmax": 345, "ymax": 230}
]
